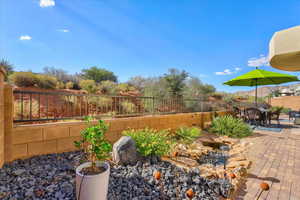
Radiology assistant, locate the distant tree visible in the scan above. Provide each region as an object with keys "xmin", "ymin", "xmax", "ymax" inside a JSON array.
[
  {"xmin": 183, "ymin": 77, "xmax": 204, "ymax": 98},
  {"xmin": 43, "ymin": 66, "xmax": 80, "ymax": 83},
  {"xmin": 200, "ymin": 83, "xmax": 216, "ymax": 94},
  {"xmin": 143, "ymin": 77, "xmax": 169, "ymax": 98},
  {"xmin": 81, "ymin": 66, "xmax": 117, "ymax": 83},
  {"xmin": 0, "ymin": 59, "xmax": 14, "ymax": 80},
  {"xmin": 43, "ymin": 67, "xmax": 68, "ymax": 82},
  {"xmin": 163, "ymin": 68, "xmax": 188, "ymax": 97},
  {"xmin": 127, "ymin": 76, "xmax": 147, "ymax": 91}
]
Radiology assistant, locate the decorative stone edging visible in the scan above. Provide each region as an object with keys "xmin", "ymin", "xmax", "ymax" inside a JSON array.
[{"xmin": 162, "ymin": 134, "xmax": 253, "ymax": 199}]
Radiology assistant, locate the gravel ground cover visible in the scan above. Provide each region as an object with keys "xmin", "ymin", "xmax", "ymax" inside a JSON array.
[{"xmin": 0, "ymin": 151, "xmax": 232, "ymax": 200}]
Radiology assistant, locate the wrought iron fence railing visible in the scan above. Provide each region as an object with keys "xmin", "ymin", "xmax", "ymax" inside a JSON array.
[{"xmin": 13, "ymin": 90, "xmax": 226, "ymax": 122}]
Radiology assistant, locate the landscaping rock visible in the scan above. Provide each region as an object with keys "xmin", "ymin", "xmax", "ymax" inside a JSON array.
[
  {"xmin": 113, "ymin": 136, "xmax": 138, "ymax": 165},
  {"xmin": 0, "ymin": 151, "xmax": 233, "ymax": 200},
  {"xmin": 13, "ymin": 169, "xmax": 26, "ymax": 176}
]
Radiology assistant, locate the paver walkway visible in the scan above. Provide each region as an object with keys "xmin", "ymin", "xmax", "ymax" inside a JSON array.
[{"xmin": 235, "ymin": 122, "xmax": 300, "ymax": 200}]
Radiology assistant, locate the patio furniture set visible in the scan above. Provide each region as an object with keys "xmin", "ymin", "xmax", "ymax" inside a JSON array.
[{"xmin": 233, "ymin": 106, "xmax": 282, "ymax": 127}]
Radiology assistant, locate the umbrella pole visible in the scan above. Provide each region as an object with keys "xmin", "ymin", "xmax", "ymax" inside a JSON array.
[{"xmin": 255, "ymin": 79, "xmax": 258, "ymax": 106}]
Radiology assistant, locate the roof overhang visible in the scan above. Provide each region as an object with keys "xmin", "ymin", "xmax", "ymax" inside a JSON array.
[{"xmin": 269, "ymin": 25, "xmax": 300, "ymax": 71}]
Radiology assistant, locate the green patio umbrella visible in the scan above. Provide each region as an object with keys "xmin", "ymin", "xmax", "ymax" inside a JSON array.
[{"xmin": 223, "ymin": 68, "xmax": 299, "ymax": 105}]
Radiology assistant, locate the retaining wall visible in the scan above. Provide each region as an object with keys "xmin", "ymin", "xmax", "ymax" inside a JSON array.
[
  {"xmin": 0, "ymin": 68, "xmax": 5, "ymax": 167},
  {"xmin": 0, "ymin": 76, "xmax": 230, "ymax": 166},
  {"xmin": 5, "ymin": 111, "xmax": 228, "ymax": 162},
  {"xmin": 270, "ymin": 96, "xmax": 300, "ymax": 111}
]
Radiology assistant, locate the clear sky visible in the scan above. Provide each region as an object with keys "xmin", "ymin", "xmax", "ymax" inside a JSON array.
[{"xmin": 1, "ymin": 0, "xmax": 300, "ymax": 92}]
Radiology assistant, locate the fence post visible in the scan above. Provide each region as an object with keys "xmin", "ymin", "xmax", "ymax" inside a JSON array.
[
  {"xmin": 4, "ymin": 84, "xmax": 14, "ymax": 163},
  {"xmin": 0, "ymin": 68, "xmax": 5, "ymax": 167},
  {"xmin": 152, "ymin": 97, "xmax": 155, "ymax": 115}
]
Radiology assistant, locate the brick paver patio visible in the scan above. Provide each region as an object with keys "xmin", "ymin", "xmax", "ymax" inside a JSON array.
[{"xmin": 235, "ymin": 121, "xmax": 300, "ymax": 200}]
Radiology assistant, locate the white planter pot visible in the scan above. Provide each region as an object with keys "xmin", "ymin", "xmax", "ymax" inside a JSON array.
[{"xmin": 76, "ymin": 161, "xmax": 110, "ymax": 200}]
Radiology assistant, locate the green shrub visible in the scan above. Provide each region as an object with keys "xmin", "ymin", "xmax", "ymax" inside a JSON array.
[
  {"xmin": 79, "ymin": 79, "xmax": 98, "ymax": 93},
  {"xmin": 210, "ymin": 115, "xmax": 252, "ymax": 138},
  {"xmin": 9, "ymin": 72, "xmax": 38, "ymax": 87},
  {"xmin": 65, "ymin": 81, "xmax": 74, "ymax": 89},
  {"xmin": 123, "ymin": 128, "xmax": 172, "ymax": 157},
  {"xmin": 174, "ymin": 127, "xmax": 202, "ymax": 143},
  {"xmin": 36, "ymin": 74, "xmax": 57, "ymax": 89},
  {"xmin": 121, "ymin": 100, "xmax": 136, "ymax": 113}
]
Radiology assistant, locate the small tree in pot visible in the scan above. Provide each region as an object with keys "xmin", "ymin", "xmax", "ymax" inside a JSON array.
[{"xmin": 74, "ymin": 117, "xmax": 112, "ymax": 200}]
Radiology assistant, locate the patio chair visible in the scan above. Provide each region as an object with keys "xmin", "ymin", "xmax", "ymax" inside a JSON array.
[
  {"xmin": 244, "ymin": 107, "xmax": 264, "ymax": 126},
  {"xmin": 233, "ymin": 106, "xmax": 241, "ymax": 118},
  {"xmin": 289, "ymin": 111, "xmax": 299, "ymax": 121},
  {"xmin": 268, "ymin": 107, "xmax": 283, "ymax": 126}
]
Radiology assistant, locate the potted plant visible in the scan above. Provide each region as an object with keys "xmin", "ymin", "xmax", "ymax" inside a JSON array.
[{"xmin": 74, "ymin": 117, "xmax": 112, "ymax": 200}]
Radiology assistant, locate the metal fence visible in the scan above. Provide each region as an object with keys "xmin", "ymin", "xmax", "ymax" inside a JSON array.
[{"xmin": 13, "ymin": 90, "xmax": 225, "ymax": 122}]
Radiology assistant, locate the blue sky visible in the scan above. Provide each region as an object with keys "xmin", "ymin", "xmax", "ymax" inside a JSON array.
[{"xmin": 1, "ymin": 0, "xmax": 300, "ymax": 92}]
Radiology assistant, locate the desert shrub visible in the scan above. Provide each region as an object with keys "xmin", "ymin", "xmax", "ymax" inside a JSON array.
[
  {"xmin": 9, "ymin": 72, "xmax": 38, "ymax": 87},
  {"xmin": 99, "ymin": 80, "xmax": 117, "ymax": 95},
  {"xmin": 201, "ymin": 102, "xmax": 213, "ymax": 112},
  {"xmin": 184, "ymin": 100, "xmax": 202, "ymax": 112},
  {"xmin": 116, "ymin": 83, "xmax": 135, "ymax": 93},
  {"xmin": 174, "ymin": 127, "xmax": 202, "ymax": 144},
  {"xmin": 56, "ymin": 81, "xmax": 65, "ymax": 89},
  {"xmin": 123, "ymin": 128, "xmax": 172, "ymax": 157},
  {"xmin": 72, "ymin": 82, "xmax": 81, "ymax": 90},
  {"xmin": 121, "ymin": 100, "xmax": 136, "ymax": 113},
  {"xmin": 210, "ymin": 92, "xmax": 224, "ymax": 100},
  {"xmin": 270, "ymin": 106, "xmax": 286, "ymax": 113},
  {"xmin": 65, "ymin": 81, "xmax": 74, "ymax": 89},
  {"xmin": 88, "ymin": 96, "xmax": 113, "ymax": 108},
  {"xmin": 79, "ymin": 79, "xmax": 98, "ymax": 93},
  {"xmin": 210, "ymin": 115, "xmax": 252, "ymax": 138},
  {"xmin": 281, "ymin": 107, "xmax": 291, "ymax": 114},
  {"xmin": 36, "ymin": 74, "xmax": 58, "ymax": 89},
  {"xmin": 98, "ymin": 96, "xmax": 113, "ymax": 107}
]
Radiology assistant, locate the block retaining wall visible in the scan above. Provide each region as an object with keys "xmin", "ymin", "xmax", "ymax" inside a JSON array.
[
  {"xmin": 5, "ymin": 111, "xmax": 228, "ymax": 162},
  {"xmin": 270, "ymin": 96, "xmax": 300, "ymax": 111},
  {"xmin": 0, "ymin": 74, "xmax": 230, "ymax": 166}
]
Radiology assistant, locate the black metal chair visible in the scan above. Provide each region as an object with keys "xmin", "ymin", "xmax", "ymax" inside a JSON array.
[
  {"xmin": 268, "ymin": 107, "xmax": 283, "ymax": 126},
  {"xmin": 289, "ymin": 111, "xmax": 299, "ymax": 121},
  {"xmin": 244, "ymin": 107, "xmax": 264, "ymax": 126},
  {"xmin": 233, "ymin": 106, "xmax": 241, "ymax": 118}
]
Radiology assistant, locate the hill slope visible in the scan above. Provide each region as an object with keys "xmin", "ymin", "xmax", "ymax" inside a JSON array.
[{"xmin": 234, "ymin": 83, "xmax": 300, "ymax": 97}]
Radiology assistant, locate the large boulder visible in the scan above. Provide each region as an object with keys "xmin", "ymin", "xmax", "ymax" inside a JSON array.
[{"xmin": 113, "ymin": 136, "xmax": 138, "ymax": 165}]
